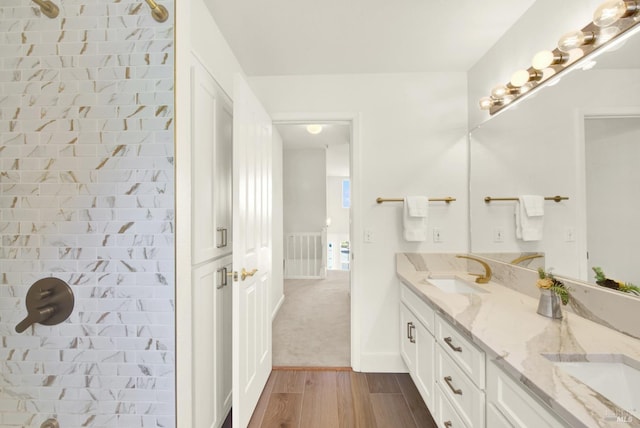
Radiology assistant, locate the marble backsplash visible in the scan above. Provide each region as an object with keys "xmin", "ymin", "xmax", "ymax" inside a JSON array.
[
  {"xmin": 402, "ymin": 253, "xmax": 640, "ymax": 340},
  {"xmin": 0, "ymin": 1, "xmax": 175, "ymax": 427}
]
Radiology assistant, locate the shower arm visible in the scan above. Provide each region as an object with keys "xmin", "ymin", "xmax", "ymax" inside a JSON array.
[
  {"xmin": 144, "ymin": 0, "xmax": 169, "ymax": 23},
  {"xmin": 31, "ymin": 0, "xmax": 59, "ymax": 19}
]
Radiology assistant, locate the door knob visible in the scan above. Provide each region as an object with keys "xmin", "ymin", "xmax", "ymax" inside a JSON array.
[{"xmin": 241, "ymin": 268, "xmax": 258, "ymax": 281}]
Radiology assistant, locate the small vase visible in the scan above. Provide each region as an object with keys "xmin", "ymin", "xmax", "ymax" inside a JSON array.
[{"xmin": 537, "ymin": 289, "xmax": 563, "ymax": 319}]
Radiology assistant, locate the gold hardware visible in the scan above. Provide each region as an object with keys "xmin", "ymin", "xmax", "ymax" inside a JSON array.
[
  {"xmin": 31, "ymin": 0, "xmax": 59, "ymax": 18},
  {"xmin": 226, "ymin": 271, "xmax": 238, "ymax": 281},
  {"xmin": 241, "ymin": 268, "xmax": 258, "ymax": 281},
  {"xmin": 444, "ymin": 337, "xmax": 462, "ymax": 353},
  {"xmin": 376, "ymin": 197, "xmax": 456, "ymax": 204},
  {"xmin": 456, "ymin": 255, "xmax": 492, "ymax": 284},
  {"xmin": 510, "ymin": 253, "xmax": 544, "ymax": 265},
  {"xmin": 444, "ymin": 422, "xmax": 453, "ymax": 428},
  {"xmin": 444, "ymin": 376, "xmax": 463, "ymax": 395},
  {"xmin": 144, "ymin": 0, "xmax": 169, "ymax": 22},
  {"xmin": 484, "ymin": 195, "xmax": 568, "ymax": 203}
]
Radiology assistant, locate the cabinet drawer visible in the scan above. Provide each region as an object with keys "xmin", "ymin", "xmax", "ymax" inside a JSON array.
[
  {"xmin": 436, "ymin": 344, "xmax": 485, "ymax": 428},
  {"xmin": 487, "ymin": 360, "xmax": 566, "ymax": 428},
  {"xmin": 400, "ymin": 283, "xmax": 435, "ymax": 334},
  {"xmin": 436, "ymin": 314, "xmax": 485, "ymax": 388},
  {"xmin": 434, "ymin": 382, "xmax": 470, "ymax": 428}
]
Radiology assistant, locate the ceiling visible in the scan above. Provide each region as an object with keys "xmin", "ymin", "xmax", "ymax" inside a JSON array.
[{"xmin": 205, "ymin": 0, "xmax": 537, "ymax": 75}]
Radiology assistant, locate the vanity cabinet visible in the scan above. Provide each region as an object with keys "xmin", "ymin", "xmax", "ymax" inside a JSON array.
[
  {"xmin": 486, "ymin": 360, "xmax": 566, "ymax": 428},
  {"xmin": 434, "ymin": 315, "xmax": 486, "ymax": 428},
  {"xmin": 400, "ymin": 284, "xmax": 436, "ymax": 409}
]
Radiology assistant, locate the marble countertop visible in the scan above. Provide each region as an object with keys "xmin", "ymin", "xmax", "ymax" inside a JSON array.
[{"xmin": 396, "ymin": 253, "xmax": 640, "ymax": 428}]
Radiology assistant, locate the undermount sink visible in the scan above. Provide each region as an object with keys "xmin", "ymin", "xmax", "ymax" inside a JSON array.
[
  {"xmin": 543, "ymin": 354, "xmax": 640, "ymax": 419},
  {"xmin": 422, "ymin": 276, "xmax": 488, "ymax": 294}
]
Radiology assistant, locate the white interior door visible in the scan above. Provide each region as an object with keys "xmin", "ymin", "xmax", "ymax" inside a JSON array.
[{"xmin": 232, "ymin": 74, "xmax": 273, "ymax": 428}]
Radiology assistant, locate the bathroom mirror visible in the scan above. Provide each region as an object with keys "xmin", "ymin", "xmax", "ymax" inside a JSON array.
[{"xmin": 469, "ymin": 24, "xmax": 640, "ymax": 293}]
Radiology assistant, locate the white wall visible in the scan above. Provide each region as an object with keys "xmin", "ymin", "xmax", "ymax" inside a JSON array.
[
  {"xmin": 250, "ymin": 73, "xmax": 468, "ymax": 371},
  {"xmin": 283, "ymin": 149, "xmax": 327, "ymax": 233},
  {"xmin": 272, "ymin": 129, "xmax": 285, "ymax": 316},
  {"xmin": 468, "ymin": 0, "xmax": 603, "ymax": 128}
]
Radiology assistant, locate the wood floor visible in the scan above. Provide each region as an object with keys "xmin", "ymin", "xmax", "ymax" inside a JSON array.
[{"xmin": 247, "ymin": 369, "xmax": 437, "ymax": 428}]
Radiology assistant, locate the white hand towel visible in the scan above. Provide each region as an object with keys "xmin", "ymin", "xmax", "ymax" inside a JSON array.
[
  {"xmin": 515, "ymin": 195, "xmax": 544, "ymax": 241},
  {"xmin": 403, "ymin": 196, "xmax": 429, "ymax": 241}
]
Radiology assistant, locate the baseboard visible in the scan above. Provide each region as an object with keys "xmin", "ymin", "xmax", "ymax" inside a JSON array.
[
  {"xmin": 272, "ymin": 366, "xmax": 352, "ymax": 371},
  {"xmin": 271, "ymin": 294, "xmax": 285, "ymax": 320},
  {"xmin": 358, "ymin": 352, "xmax": 408, "ymax": 373}
]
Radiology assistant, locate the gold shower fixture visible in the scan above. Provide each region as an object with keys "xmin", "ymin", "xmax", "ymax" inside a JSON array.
[
  {"xmin": 145, "ymin": 0, "xmax": 169, "ymax": 23},
  {"xmin": 31, "ymin": 0, "xmax": 59, "ymax": 19}
]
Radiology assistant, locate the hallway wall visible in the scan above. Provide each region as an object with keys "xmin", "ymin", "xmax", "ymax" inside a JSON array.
[{"xmin": 0, "ymin": 1, "xmax": 175, "ymax": 426}]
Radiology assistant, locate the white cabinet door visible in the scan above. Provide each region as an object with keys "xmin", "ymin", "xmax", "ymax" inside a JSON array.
[
  {"xmin": 192, "ymin": 256, "xmax": 229, "ymax": 428},
  {"xmin": 191, "ymin": 58, "xmax": 233, "ymax": 265},
  {"xmin": 217, "ymin": 257, "xmax": 233, "ymax": 422},
  {"xmin": 400, "ymin": 303, "xmax": 417, "ymax": 373},
  {"xmin": 487, "ymin": 360, "xmax": 566, "ymax": 428},
  {"xmin": 415, "ymin": 320, "xmax": 435, "ymax": 410}
]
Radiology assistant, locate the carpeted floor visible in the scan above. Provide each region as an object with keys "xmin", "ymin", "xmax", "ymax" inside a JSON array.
[{"xmin": 272, "ymin": 270, "xmax": 351, "ymax": 367}]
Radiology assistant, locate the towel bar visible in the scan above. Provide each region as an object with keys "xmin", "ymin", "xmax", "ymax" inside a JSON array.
[
  {"xmin": 376, "ymin": 197, "xmax": 456, "ymax": 204},
  {"xmin": 484, "ymin": 195, "xmax": 568, "ymax": 203}
]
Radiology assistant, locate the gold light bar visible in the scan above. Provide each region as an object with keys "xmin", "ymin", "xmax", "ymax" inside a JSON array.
[
  {"xmin": 145, "ymin": 0, "xmax": 169, "ymax": 23},
  {"xmin": 31, "ymin": 0, "xmax": 59, "ymax": 18},
  {"xmin": 376, "ymin": 197, "xmax": 457, "ymax": 204},
  {"xmin": 484, "ymin": 195, "xmax": 569, "ymax": 203}
]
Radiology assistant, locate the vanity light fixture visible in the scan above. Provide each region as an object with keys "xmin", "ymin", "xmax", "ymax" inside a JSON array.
[
  {"xmin": 478, "ymin": 0, "xmax": 640, "ymax": 115},
  {"xmin": 306, "ymin": 124, "xmax": 323, "ymax": 135}
]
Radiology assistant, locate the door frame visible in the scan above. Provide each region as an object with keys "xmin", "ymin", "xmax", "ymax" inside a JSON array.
[
  {"xmin": 272, "ymin": 112, "xmax": 362, "ymax": 371},
  {"xmin": 575, "ymin": 106, "xmax": 640, "ymax": 281}
]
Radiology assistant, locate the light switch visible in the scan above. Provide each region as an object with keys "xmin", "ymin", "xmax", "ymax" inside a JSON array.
[
  {"xmin": 433, "ymin": 228, "xmax": 443, "ymax": 243},
  {"xmin": 493, "ymin": 228, "xmax": 504, "ymax": 243},
  {"xmin": 364, "ymin": 229, "xmax": 374, "ymax": 243}
]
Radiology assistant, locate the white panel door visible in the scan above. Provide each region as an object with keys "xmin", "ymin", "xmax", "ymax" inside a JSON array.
[{"xmin": 232, "ymin": 74, "xmax": 273, "ymax": 428}]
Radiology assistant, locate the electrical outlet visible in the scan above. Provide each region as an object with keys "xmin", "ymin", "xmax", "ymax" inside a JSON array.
[
  {"xmin": 433, "ymin": 228, "xmax": 443, "ymax": 243},
  {"xmin": 493, "ymin": 228, "xmax": 504, "ymax": 243},
  {"xmin": 364, "ymin": 229, "xmax": 374, "ymax": 243}
]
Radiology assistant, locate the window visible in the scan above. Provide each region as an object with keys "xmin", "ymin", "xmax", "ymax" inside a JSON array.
[{"xmin": 341, "ymin": 179, "xmax": 350, "ymax": 208}]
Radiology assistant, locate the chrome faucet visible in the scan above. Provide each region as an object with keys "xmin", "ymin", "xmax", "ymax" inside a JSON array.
[{"xmin": 456, "ymin": 255, "xmax": 492, "ymax": 284}]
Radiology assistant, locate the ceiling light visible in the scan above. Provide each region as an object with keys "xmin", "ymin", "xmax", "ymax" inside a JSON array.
[
  {"xmin": 593, "ymin": 0, "xmax": 638, "ymax": 27},
  {"xmin": 306, "ymin": 124, "xmax": 323, "ymax": 135},
  {"xmin": 558, "ymin": 30, "xmax": 596, "ymax": 52},
  {"xmin": 532, "ymin": 50, "xmax": 567, "ymax": 70}
]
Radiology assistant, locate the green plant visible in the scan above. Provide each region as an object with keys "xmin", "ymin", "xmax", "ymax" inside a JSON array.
[
  {"xmin": 537, "ymin": 267, "xmax": 570, "ymax": 305},
  {"xmin": 592, "ymin": 267, "xmax": 640, "ymax": 296}
]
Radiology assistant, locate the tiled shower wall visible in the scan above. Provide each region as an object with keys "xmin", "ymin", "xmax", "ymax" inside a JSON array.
[{"xmin": 0, "ymin": 0, "xmax": 175, "ymax": 427}]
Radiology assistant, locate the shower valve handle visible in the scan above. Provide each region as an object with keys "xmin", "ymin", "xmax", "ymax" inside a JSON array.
[{"xmin": 15, "ymin": 278, "xmax": 74, "ymax": 333}]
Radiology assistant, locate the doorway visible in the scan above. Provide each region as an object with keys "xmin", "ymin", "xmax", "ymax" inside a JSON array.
[{"xmin": 273, "ymin": 121, "xmax": 352, "ymax": 367}]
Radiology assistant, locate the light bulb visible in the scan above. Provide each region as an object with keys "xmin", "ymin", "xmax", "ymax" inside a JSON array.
[
  {"xmin": 479, "ymin": 97, "xmax": 493, "ymax": 110},
  {"xmin": 532, "ymin": 50, "xmax": 566, "ymax": 70},
  {"xmin": 306, "ymin": 124, "xmax": 323, "ymax": 135},
  {"xmin": 490, "ymin": 85, "xmax": 509, "ymax": 98},
  {"xmin": 518, "ymin": 82, "xmax": 535, "ymax": 95},
  {"xmin": 510, "ymin": 70, "xmax": 530, "ymax": 87},
  {"xmin": 593, "ymin": 0, "xmax": 634, "ymax": 27},
  {"xmin": 501, "ymin": 94, "xmax": 516, "ymax": 105},
  {"xmin": 558, "ymin": 30, "xmax": 596, "ymax": 52}
]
